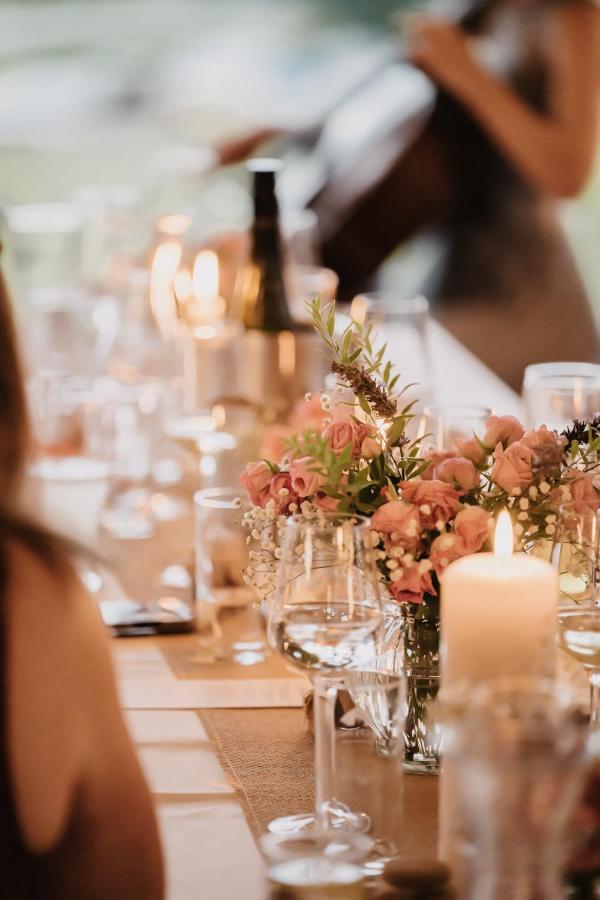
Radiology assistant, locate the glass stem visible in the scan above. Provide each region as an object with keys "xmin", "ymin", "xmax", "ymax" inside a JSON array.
[
  {"xmin": 589, "ymin": 673, "xmax": 600, "ymax": 728},
  {"xmin": 313, "ymin": 676, "xmax": 337, "ymax": 834}
]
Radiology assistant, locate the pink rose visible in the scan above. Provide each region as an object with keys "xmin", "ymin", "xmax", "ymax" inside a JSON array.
[
  {"xmin": 389, "ymin": 567, "xmax": 436, "ymax": 605},
  {"xmin": 290, "ymin": 394, "xmax": 330, "ymax": 432},
  {"xmin": 521, "ymin": 425, "xmax": 560, "ymax": 451},
  {"xmin": 400, "ymin": 479, "xmax": 462, "ymax": 529},
  {"xmin": 260, "ymin": 425, "xmax": 293, "ymax": 463},
  {"xmin": 422, "ymin": 450, "xmax": 456, "ymax": 481},
  {"xmin": 371, "ymin": 501, "xmax": 422, "ymax": 550},
  {"xmin": 314, "ymin": 493, "xmax": 340, "ymax": 512},
  {"xmin": 455, "ymin": 437, "xmax": 487, "ymax": 466},
  {"xmin": 453, "ymin": 506, "xmax": 493, "ymax": 553},
  {"xmin": 268, "ymin": 472, "xmax": 297, "ymax": 513},
  {"xmin": 289, "ymin": 456, "xmax": 326, "ymax": 498},
  {"xmin": 433, "ymin": 457, "xmax": 479, "ymax": 494},
  {"xmin": 483, "ymin": 415, "xmax": 525, "ymax": 448},
  {"xmin": 429, "ymin": 533, "xmax": 469, "ymax": 576},
  {"xmin": 322, "ymin": 417, "xmax": 375, "ymax": 458},
  {"xmin": 491, "ymin": 441, "xmax": 534, "ymax": 493},
  {"xmin": 361, "ymin": 436, "xmax": 382, "ymax": 459},
  {"xmin": 566, "ymin": 472, "xmax": 598, "ymax": 508},
  {"xmin": 240, "ymin": 460, "xmax": 272, "ymax": 507}
]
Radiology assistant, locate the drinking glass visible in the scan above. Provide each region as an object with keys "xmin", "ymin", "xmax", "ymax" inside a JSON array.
[
  {"xmin": 523, "ymin": 363, "xmax": 600, "ymax": 430},
  {"xmin": 416, "ymin": 404, "xmax": 491, "ymax": 452},
  {"xmin": 444, "ymin": 678, "xmax": 589, "ymax": 900},
  {"xmin": 558, "ymin": 608, "xmax": 600, "ymax": 727},
  {"xmin": 556, "ymin": 501, "xmax": 600, "ymax": 607},
  {"xmin": 267, "ymin": 515, "xmax": 384, "ymax": 838},
  {"xmin": 351, "ymin": 293, "xmax": 431, "ymax": 407},
  {"xmin": 287, "ymin": 265, "xmax": 339, "ymax": 323},
  {"xmin": 194, "ymin": 487, "xmax": 265, "ymax": 664}
]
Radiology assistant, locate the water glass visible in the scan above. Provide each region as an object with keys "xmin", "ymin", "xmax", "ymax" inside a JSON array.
[
  {"xmin": 523, "ymin": 363, "xmax": 600, "ymax": 430},
  {"xmin": 556, "ymin": 501, "xmax": 600, "ymax": 607},
  {"xmin": 443, "ymin": 678, "xmax": 589, "ymax": 900},
  {"xmin": 350, "ymin": 292, "xmax": 431, "ymax": 407},
  {"xmin": 416, "ymin": 404, "xmax": 491, "ymax": 452}
]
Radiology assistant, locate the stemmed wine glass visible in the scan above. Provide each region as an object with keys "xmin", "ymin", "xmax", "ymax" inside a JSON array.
[
  {"xmin": 267, "ymin": 514, "xmax": 384, "ymax": 837},
  {"xmin": 558, "ymin": 608, "xmax": 600, "ymax": 727}
]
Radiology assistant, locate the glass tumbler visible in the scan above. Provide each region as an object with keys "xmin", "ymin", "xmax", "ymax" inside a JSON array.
[
  {"xmin": 523, "ymin": 363, "xmax": 600, "ymax": 430},
  {"xmin": 443, "ymin": 678, "xmax": 589, "ymax": 900},
  {"xmin": 556, "ymin": 501, "xmax": 600, "ymax": 607},
  {"xmin": 416, "ymin": 404, "xmax": 492, "ymax": 452},
  {"xmin": 194, "ymin": 487, "xmax": 263, "ymax": 664}
]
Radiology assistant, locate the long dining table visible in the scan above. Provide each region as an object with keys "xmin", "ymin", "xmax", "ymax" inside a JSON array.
[{"xmin": 110, "ymin": 320, "xmax": 525, "ymax": 899}]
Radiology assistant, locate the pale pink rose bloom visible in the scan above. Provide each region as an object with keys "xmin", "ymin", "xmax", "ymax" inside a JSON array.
[
  {"xmin": 421, "ymin": 450, "xmax": 456, "ymax": 480},
  {"xmin": 453, "ymin": 506, "xmax": 493, "ymax": 553},
  {"xmin": 361, "ymin": 436, "xmax": 382, "ymax": 459},
  {"xmin": 483, "ymin": 415, "xmax": 525, "ymax": 448},
  {"xmin": 290, "ymin": 393, "xmax": 331, "ymax": 432},
  {"xmin": 240, "ymin": 460, "xmax": 273, "ymax": 507},
  {"xmin": 268, "ymin": 472, "xmax": 297, "ymax": 513},
  {"xmin": 521, "ymin": 425, "xmax": 560, "ymax": 451},
  {"xmin": 491, "ymin": 441, "xmax": 534, "ymax": 493},
  {"xmin": 430, "ymin": 533, "xmax": 469, "ymax": 576},
  {"xmin": 289, "ymin": 456, "xmax": 326, "ymax": 498},
  {"xmin": 371, "ymin": 501, "xmax": 422, "ymax": 549},
  {"xmin": 400, "ymin": 479, "xmax": 462, "ymax": 529},
  {"xmin": 322, "ymin": 417, "xmax": 375, "ymax": 458},
  {"xmin": 390, "ymin": 567, "xmax": 436, "ymax": 605},
  {"xmin": 260, "ymin": 425, "xmax": 293, "ymax": 463},
  {"xmin": 433, "ymin": 457, "xmax": 479, "ymax": 494},
  {"xmin": 566, "ymin": 471, "xmax": 598, "ymax": 507},
  {"xmin": 455, "ymin": 437, "xmax": 487, "ymax": 465},
  {"xmin": 314, "ymin": 493, "xmax": 340, "ymax": 512}
]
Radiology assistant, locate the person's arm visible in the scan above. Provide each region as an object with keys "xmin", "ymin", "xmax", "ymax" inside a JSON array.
[
  {"xmin": 7, "ymin": 541, "xmax": 164, "ymax": 898},
  {"xmin": 409, "ymin": 1, "xmax": 600, "ymax": 197}
]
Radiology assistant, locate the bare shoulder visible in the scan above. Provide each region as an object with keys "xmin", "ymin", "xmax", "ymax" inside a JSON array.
[{"xmin": 6, "ymin": 540, "xmax": 119, "ymax": 851}]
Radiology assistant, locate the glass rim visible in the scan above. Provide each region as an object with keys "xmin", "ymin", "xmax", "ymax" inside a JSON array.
[
  {"xmin": 285, "ymin": 512, "xmax": 370, "ymax": 531},
  {"xmin": 194, "ymin": 486, "xmax": 246, "ymax": 510},
  {"xmin": 524, "ymin": 361, "xmax": 600, "ymax": 381},
  {"xmin": 352, "ymin": 292, "xmax": 429, "ymax": 316}
]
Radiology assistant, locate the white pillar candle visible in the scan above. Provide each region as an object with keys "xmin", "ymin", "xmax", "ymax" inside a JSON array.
[{"xmin": 441, "ymin": 511, "xmax": 558, "ymax": 689}]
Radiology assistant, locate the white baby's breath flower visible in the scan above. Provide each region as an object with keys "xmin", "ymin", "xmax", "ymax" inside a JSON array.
[
  {"xmin": 420, "ymin": 504, "xmax": 432, "ymax": 516},
  {"xmin": 511, "ymin": 487, "xmax": 521, "ymax": 497},
  {"xmin": 519, "ymin": 498, "xmax": 529, "ymax": 510},
  {"xmin": 545, "ymin": 514, "xmax": 557, "ymax": 524},
  {"xmin": 418, "ymin": 559, "xmax": 433, "ymax": 575},
  {"xmin": 435, "ymin": 519, "xmax": 445, "ymax": 532},
  {"xmin": 546, "ymin": 524, "xmax": 556, "ymax": 535},
  {"xmin": 390, "ymin": 569, "xmax": 403, "ymax": 582},
  {"xmin": 517, "ymin": 511, "xmax": 529, "ymax": 522},
  {"xmin": 528, "ymin": 486, "xmax": 538, "ymax": 500},
  {"xmin": 320, "ymin": 393, "xmax": 332, "ymax": 412},
  {"xmin": 304, "ymin": 392, "xmax": 312, "ymax": 402},
  {"xmin": 539, "ymin": 481, "xmax": 551, "ymax": 495},
  {"xmin": 386, "ymin": 559, "xmax": 399, "ymax": 570}
]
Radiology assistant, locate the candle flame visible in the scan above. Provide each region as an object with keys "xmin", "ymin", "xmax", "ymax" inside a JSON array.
[
  {"xmin": 150, "ymin": 241, "xmax": 182, "ymax": 339},
  {"xmin": 156, "ymin": 212, "xmax": 192, "ymax": 237},
  {"xmin": 494, "ymin": 510, "xmax": 514, "ymax": 557},
  {"xmin": 193, "ymin": 250, "xmax": 220, "ymax": 304},
  {"xmin": 174, "ymin": 268, "xmax": 193, "ymax": 303}
]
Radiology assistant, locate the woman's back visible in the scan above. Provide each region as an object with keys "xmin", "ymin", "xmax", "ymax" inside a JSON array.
[{"xmin": 0, "ymin": 528, "xmax": 164, "ymax": 899}]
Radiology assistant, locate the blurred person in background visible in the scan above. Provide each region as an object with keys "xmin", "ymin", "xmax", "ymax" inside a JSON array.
[
  {"xmin": 0, "ymin": 262, "xmax": 163, "ymax": 896},
  {"xmin": 219, "ymin": 0, "xmax": 600, "ymax": 392}
]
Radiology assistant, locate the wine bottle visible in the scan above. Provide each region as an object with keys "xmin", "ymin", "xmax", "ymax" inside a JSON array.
[{"xmin": 239, "ymin": 158, "xmax": 296, "ymax": 332}]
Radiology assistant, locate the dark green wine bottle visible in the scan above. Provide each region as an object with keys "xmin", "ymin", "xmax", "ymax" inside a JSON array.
[{"xmin": 240, "ymin": 159, "xmax": 296, "ymax": 332}]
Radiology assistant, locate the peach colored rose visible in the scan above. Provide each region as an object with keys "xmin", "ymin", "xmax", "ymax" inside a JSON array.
[
  {"xmin": 260, "ymin": 425, "xmax": 293, "ymax": 463},
  {"xmin": 491, "ymin": 441, "xmax": 534, "ymax": 493},
  {"xmin": 483, "ymin": 415, "xmax": 525, "ymax": 448},
  {"xmin": 371, "ymin": 501, "xmax": 422, "ymax": 550},
  {"xmin": 521, "ymin": 425, "xmax": 560, "ymax": 451},
  {"xmin": 566, "ymin": 472, "xmax": 598, "ymax": 508},
  {"xmin": 240, "ymin": 460, "xmax": 273, "ymax": 507},
  {"xmin": 430, "ymin": 533, "xmax": 469, "ymax": 576},
  {"xmin": 453, "ymin": 506, "xmax": 493, "ymax": 553},
  {"xmin": 389, "ymin": 567, "xmax": 436, "ymax": 605},
  {"xmin": 455, "ymin": 437, "xmax": 488, "ymax": 466},
  {"xmin": 422, "ymin": 450, "xmax": 456, "ymax": 480},
  {"xmin": 289, "ymin": 393, "xmax": 331, "ymax": 432},
  {"xmin": 289, "ymin": 456, "xmax": 326, "ymax": 498},
  {"xmin": 433, "ymin": 457, "xmax": 479, "ymax": 494},
  {"xmin": 314, "ymin": 493, "xmax": 340, "ymax": 512},
  {"xmin": 268, "ymin": 472, "xmax": 297, "ymax": 513},
  {"xmin": 322, "ymin": 417, "xmax": 375, "ymax": 458},
  {"xmin": 361, "ymin": 436, "xmax": 382, "ymax": 459},
  {"xmin": 400, "ymin": 479, "xmax": 462, "ymax": 529}
]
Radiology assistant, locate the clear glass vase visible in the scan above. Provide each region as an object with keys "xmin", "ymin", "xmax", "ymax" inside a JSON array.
[{"xmin": 379, "ymin": 602, "xmax": 441, "ymax": 773}]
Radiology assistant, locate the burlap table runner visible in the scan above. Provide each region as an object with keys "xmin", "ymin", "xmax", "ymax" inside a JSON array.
[{"xmin": 199, "ymin": 707, "xmax": 439, "ymax": 858}]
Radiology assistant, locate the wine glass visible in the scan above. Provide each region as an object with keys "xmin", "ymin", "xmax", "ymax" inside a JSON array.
[
  {"xmin": 558, "ymin": 608, "xmax": 600, "ymax": 727},
  {"xmin": 556, "ymin": 501, "xmax": 600, "ymax": 608},
  {"xmin": 523, "ymin": 362, "xmax": 600, "ymax": 430},
  {"xmin": 267, "ymin": 514, "xmax": 384, "ymax": 838},
  {"xmin": 416, "ymin": 404, "xmax": 492, "ymax": 452}
]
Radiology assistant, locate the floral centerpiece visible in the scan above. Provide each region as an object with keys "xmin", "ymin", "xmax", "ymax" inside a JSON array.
[{"xmin": 240, "ymin": 299, "xmax": 600, "ymax": 765}]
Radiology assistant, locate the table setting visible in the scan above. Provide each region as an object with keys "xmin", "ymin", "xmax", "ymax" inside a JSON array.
[{"xmin": 5, "ymin": 154, "xmax": 600, "ymax": 900}]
